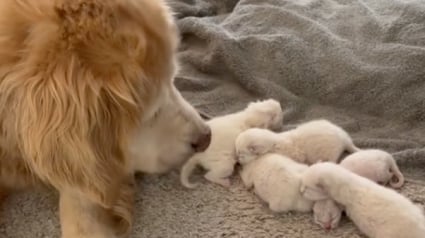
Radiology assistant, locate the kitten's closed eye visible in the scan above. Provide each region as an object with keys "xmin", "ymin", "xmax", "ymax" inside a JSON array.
[
  {"xmin": 300, "ymin": 184, "xmax": 306, "ymax": 193},
  {"xmin": 248, "ymin": 145, "xmax": 258, "ymax": 154}
]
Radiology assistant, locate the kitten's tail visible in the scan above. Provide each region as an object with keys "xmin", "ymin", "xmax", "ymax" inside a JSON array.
[
  {"xmin": 338, "ymin": 125, "xmax": 361, "ymax": 154},
  {"xmin": 346, "ymin": 142, "xmax": 361, "ymax": 154},
  {"xmin": 389, "ymin": 158, "xmax": 405, "ymax": 188},
  {"xmin": 180, "ymin": 155, "xmax": 200, "ymax": 189},
  {"xmin": 338, "ymin": 129, "xmax": 361, "ymax": 153}
]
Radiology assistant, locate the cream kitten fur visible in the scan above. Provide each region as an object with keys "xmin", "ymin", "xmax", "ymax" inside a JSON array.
[
  {"xmin": 239, "ymin": 153, "xmax": 313, "ymax": 213},
  {"xmin": 313, "ymin": 149, "xmax": 405, "ymax": 230},
  {"xmin": 236, "ymin": 119, "xmax": 359, "ymax": 165},
  {"xmin": 300, "ymin": 162, "xmax": 425, "ymax": 238},
  {"xmin": 340, "ymin": 149, "xmax": 404, "ymax": 188},
  {"xmin": 179, "ymin": 99, "xmax": 283, "ymax": 188},
  {"xmin": 312, "ymin": 199, "xmax": 343, "ymax": 230}
]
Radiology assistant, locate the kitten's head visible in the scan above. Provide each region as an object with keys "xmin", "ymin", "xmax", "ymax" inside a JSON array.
[
  {"xmin": 235, "ymin": 128, "xmax": 276, "ymax": 164},
  {"xmin": 313, "ymin": 200, "xmax": 343, "ymax": 231},
  {"xmin": 299, "ymin": 163, "xmax": 338, "ymax": 201},
  {"xmin": 243, "ymin": 99, "xmax": 283, "ymax": 131}
]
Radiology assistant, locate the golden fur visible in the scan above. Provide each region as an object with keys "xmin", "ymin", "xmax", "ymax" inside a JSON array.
[{"xmin": 0, "ymin": 0, "xmax": 210, "ymax": 237}]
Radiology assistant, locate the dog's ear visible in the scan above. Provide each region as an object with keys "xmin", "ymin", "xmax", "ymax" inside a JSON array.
[
  {"xmin": 53, "ymin": 0, "xmax": 178, "ymax": 82},
  {"xmin": 51, "ymin": 1, "xmax": 141, "ymax": 84},
  {"xmin": 114, "ymin": 0, "xmax": 179, "ymax": 58}
]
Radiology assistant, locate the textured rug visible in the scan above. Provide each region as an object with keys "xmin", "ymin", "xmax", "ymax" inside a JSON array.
[{"xmin": 1, "ymin": 0, "xmax": 425, "ymax": 237}]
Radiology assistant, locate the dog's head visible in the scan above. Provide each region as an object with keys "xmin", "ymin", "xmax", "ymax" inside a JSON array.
[
  {"xmin": 0, "ymin": 0, "xmax": 211, "ymax": 208},
  {"xmin": 96, "ymin": 0, "xmax": 212, "ymax": 174},
  {"xmin": 97, "ymin": 1, "xmax": 213, "ymax": 174},
  {"xmin": 235, "ymin": 128, "xmax": 275, "ymax": 164},
  {"xmin": 68, "ymin": 0, "xmax": 212, "ymax": 174},
  {"xmin": 130, "ymin": 85, "xmax": 211, "ymax": 174}
]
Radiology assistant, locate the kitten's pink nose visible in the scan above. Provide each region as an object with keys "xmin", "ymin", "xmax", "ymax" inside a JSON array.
[
  {"xmin": 191, "ymin": 127, "xmax": 211, "ymax": 152},
  {"xmin": 324, "ymin": 223, "xmax": 331, "ymax": 231}
]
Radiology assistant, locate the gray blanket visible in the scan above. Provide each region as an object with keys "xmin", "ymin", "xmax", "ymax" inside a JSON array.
[{"xmin": 1, "ymin": 0, "xmax": 425, "ymax": 237}]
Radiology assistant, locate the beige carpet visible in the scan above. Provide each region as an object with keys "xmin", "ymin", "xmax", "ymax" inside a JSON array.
[{"xmin": 2, "ymin": 0, "xmax": 425, "ymax": 237}]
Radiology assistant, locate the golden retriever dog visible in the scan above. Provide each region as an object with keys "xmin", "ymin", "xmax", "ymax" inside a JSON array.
[{"xmin": 0, "ymin": 0, "xmax": 211, "ymax": 237}]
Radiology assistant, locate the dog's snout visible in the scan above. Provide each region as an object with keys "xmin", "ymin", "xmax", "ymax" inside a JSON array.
[{"xmin": 191, "ymin": 128, "xmax": 211, "ymax": 152}]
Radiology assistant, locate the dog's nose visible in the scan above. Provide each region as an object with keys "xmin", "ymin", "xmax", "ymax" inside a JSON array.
[{"xmin": 191, "ymin": 128, "xmax": 211, "ymax": 152}]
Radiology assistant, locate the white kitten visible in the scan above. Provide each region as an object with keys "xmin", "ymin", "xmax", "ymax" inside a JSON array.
[
  {"xmin": 239, "ymin": 153, "xmax": 313, "ymax": 213},
  {"xmin": 179, "ymin": 99, "xmax": 283, "ymax": 188},
  {"xmin": 313, "ymin": 149, "xmax": 405, "ymax": 231},
  {"xmin": 235, "ymin": 119, "xmax": 359, "ymax": 165},
  {"xmin": 300, "ymin": 162, "xmax": 425, "ymax": 238},
  {"xmin": 340, "ymin": 149, "xmax": 404, "ymax": 188}
]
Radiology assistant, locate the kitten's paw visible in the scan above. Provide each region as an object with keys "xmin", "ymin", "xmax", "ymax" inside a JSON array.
[
  {"xmin": 217, "ymin": 178, "xmax": 231, "ymax": 188},
  {"xmin": 205, "ymin": 173, "xmax": 231, "ymax": 188}
]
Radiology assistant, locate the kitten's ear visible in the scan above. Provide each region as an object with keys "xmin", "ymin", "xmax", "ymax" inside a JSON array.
[
  {"xmin": 316, "ymin": 181, "xmax": 330, "ymax": 199},
  {"xmin": 302, "ymin": 180, "xmax": 329, "ymax": 201},
  {"xmin": 335, "ymin": 202, "xmax": 345, "ymax": 210},
  {"xmin": 248, "ymin": 142, "xmax": 268, "ymax": 155},
  {"xmin": 316, "ymin": 182, "xmax": 325, "ymax": 190},
  {"xmin": 305, "ymin": 187, "xmax": 328, "ymax": 201},
  {"xmin": 316, "ymin": 178, "xmax": 329, "ymax": 195},
  {"xmin": 271, "ymin": 142, "xmax": 279, "ymax": 151}
]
